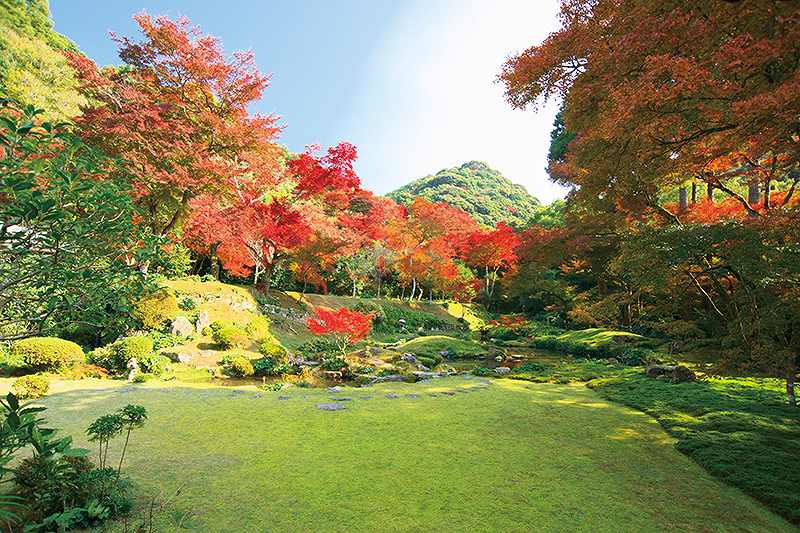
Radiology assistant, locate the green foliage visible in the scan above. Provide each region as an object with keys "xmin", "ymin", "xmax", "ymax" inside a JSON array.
[
  {"xmin": 153, "ymin": 243, "xmax": 193, "ymax": 278},
  {"xmin": 13, "ymin": 454, "xmax": 132, "ymax": 528},
  {"xmin": 372, "ymin": 305, "xmax": 448, "ymax": 334},
  {"xmin": 350, "ymin": 301, "xmax": 386, "ymax": 324},
  {"xmin": 221, "ymin": 354, "xmax": 254, "ymax": 377},
  {"xmin": 531, "ymin": 336, "xmax": 653, "ymax": 366},
  {"xmin": 471, "ymin": 366, "xmax": 492, "ymax": 376},
  {"xmin": 133, "ymin": 289, "xmax": 179, "ymax": 331},
  {"xmin": 146, "ymin": 331, "xmax": 183, "ymax": 351},
  {"xmin": 514, "ymin": 362, "xmax": 549, "ymax": 373},
  {"xmin": 387, "ymin": 161, "xmax": 542, "ymax": 227},
  {"xmin": 11, "ymin": 374, "xmax": 49, "ymax": 399},
  {"xmin": 0, "ymin": 391, "xmax": 90, "ymax": 527},
  {"xmin": 252, "ymin": 357, "xmax": 276, "ymax": 377},
  {"xmin": 547, "ymin": 107, "xmax": 576, "ymax": 167},
  {"xmin": 320, "ymin": 357, "xmax": 347, "ymax": 371},
  {"xmin": 213, "ymin": 324, "xmax": 249, "ymax": 350},
  {"xmin": 258, "ymin": 338, "xmax": 287, "ymax": 361},
  {"xmin": 0, "ymin": 102, "xmax": 162, "ymax": 342},
  {"xmin": 258, "ymin": 382, "xmax": 284, "ymax": 392},
  {"xmin": 178, "ymin": 296, "xmax": 196, "ymax": 311},
  {"xmin": 0, "ymin": 2, "xmax": 85, "ymax": 120},
  {"xmin": 11, "ymin": 337, "xmax": 84, "ymax": 372},
  {"xmin": 245, "ymin": 315, "xmax": 271, "ymax": 340},
  {"xmin": 297, "ymin": 337, "xmax": 340, "ymax": 357},
  {"xmin": 138, "ymin": 354, "xmax": 171, "ymax": 376},
  {"xmin": 590, "ymin": 373, "xmax": 800, "ymax": 524}
]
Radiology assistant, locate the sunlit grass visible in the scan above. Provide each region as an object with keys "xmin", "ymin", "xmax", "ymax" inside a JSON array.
[{"xmin": 11, "ymin": 376, "xmax": 792, "ymax": 532}]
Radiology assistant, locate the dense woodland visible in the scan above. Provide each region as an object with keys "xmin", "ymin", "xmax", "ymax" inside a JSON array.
[{"xmin": 1, "ymin": 0, "xmax": 800, "ymax": 530}]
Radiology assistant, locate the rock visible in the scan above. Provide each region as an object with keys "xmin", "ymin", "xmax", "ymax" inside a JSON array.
[
  {"xmin": 171, "ymin": 316, "xmax": 194, "ymax": 337},
  {"xmin": 126, "ymin": 358, "xmax": 139, "ymax": 382},
  {"xmin": 330, "ymin": 397, "xmax": 352, "ymax": 402},
  {"xmin": 401, "ymin": 353, "xmax": 418, "ymax": 364},
  {"xmin": 327, "ymin": 386, "xmax": 344, "ymax": 393},
  {"xmin": 195, "ymin": 311, "xmax": 210, "ymax": 334},
  {"xmin": 417, "ymin": 365, "xmax": 430, "ymax": 372},
  {"xmin": 316, "ymin": 403, "xmax": 346, "ymax": 411},
  {"xmin": 494, "ymin": 355, "xmax": 503, "ymax": 362},
  {"xmin": 385, "ymin": 393, "xmax": 399, "ymax": 399},
  {"xmin": 607, "ymin": 357, "xmax": 620, "ymax": 365},
  {"xmin": 411, "ymin": 371, "xmax": 451, "ymax": 380},
  {"xmin": 645, "ymin": 365, "xmax": 674, "ymax": 378},
  {"xmin": 645, "ymin": 364, "xmax": 696, "ymax": 383},
  {"xmin": 370, "ymin": 374, "xmax": 405, "ymax": 383},
  {"xmin": 438, "ymin": 350, "xmax": 450, "ymax": 357},
  {"xmin": 493, "ymin": 366, "xmax": 511, "ymax": 375},
  {"xmin": 671, "ymin": 365, "xmax": 696, "ymax": 383},
  {"xmin": 177, "ymin": 353, "xmax": 193, "ymax": 364}
]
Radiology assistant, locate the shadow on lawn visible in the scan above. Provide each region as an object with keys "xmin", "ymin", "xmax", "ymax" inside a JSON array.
[{"xmin": 590, "ymin": 373, "xmax": 800, "ymax": 525}]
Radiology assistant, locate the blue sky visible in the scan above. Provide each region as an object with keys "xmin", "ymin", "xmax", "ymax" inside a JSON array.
[{"xmin": 52, "ymin": 0, "xmax": 565, "ymax": 203}]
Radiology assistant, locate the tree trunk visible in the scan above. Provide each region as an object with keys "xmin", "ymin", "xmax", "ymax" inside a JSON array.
[
  {"xmin": 253, "ymin": 264, "xmax": 261, "ymax": 286},
  {"xmin": 429, "ymin": 287, "xmax": 433, "ymax": 303},
  {"xmin": 764, "ymin": 179, "xmax": 771, "ymax": 210},
  {"xmin": 401, "ymin": 285, "xmax": 406, "ymax": 299},
  {"xmin": 210, "ymin": 242, "xmax": 220, "ymax": 280},
  {"xmin": 788, "ymin": 369, "xmax": 797, "ymax": 407},
  {"xmin": 707, "ymin": 183, "xmax": 714, "ymax": 201},
  {"xmin": 678, "ymin": 186, "xmax": 688, "ymax": 212},
  {"xmin": 748, "ymin": 183, "xmax": 761, "ymax": 208},
  {"xmin": 691, "ymin": 182, "xmax": 697, "ymax": 204},
  {"xmin": 411, "ymin": 278, "xmax": 417, "ymax": 302},
  {"xmin": 263, "ymin": 263, "xmax": 273, "ymax": 296},
  {"xmin": 352, "ymin": 279, "xmax": 357, "ymax": 298}
]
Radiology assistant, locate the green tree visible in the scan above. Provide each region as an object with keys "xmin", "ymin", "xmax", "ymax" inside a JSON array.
[{"xmin": 0, "ymin": 101, "xmax": 162, "ymax": 342}]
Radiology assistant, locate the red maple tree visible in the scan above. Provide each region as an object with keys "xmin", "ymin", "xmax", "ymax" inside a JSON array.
[{"xmin": 306, "ymin": 306, "xmax": 374, "ymax": 356}]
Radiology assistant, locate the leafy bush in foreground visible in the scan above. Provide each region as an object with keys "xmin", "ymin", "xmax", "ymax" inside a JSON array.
[
  {"xmin": 11, "ymin": 337, "xmax": 85, "ymax": 372},
  {"xmin": 133, "ymin": 289, "xmax": 179, "ymax": 331}
]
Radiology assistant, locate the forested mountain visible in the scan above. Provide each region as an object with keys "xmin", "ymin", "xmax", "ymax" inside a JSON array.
[
  {"xmin": 387, "ymin": 161, "xmax": 542, "ymax": 227},
  {"xmin": 0, "ymin": 0, "xmax": 85, "ymax": 119}
]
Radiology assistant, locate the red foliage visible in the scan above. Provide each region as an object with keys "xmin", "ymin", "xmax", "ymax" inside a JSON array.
[{"xmin": 306, "ymin": 307, "xmax": 374, "ymax": 344}]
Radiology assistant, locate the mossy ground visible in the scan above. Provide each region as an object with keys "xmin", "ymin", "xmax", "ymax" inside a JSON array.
[{"xmin": 7, "ymin": 376, "xmax": 792, "ymax": 532}]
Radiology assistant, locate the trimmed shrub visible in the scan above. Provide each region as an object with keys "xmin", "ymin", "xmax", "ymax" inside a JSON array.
[
  {"xmin": 222, "ymin": 354, "xmax": 254, "ymax": 377},
  {"xmin": 90, "ymin": 336, "xmax": 154, "ymax": 374},
  {"xmin": 213, "ymin": 325, "xmax": 249, "ymax": 350},
  {"xmin": 133, "ymin": 289, "xmax": 179, "ymax": 331},
  {"xmin": 12, "ymin": 374, "xmax": 50, "ymax": 399},
  {"xmin": 297, "ymin": 337, "xmax": 339, "ymax": 356},
  {"xmin": 147, "ymin": 331, "xmax": 183, "ymax": 350},
  {"xmin": 471, "ymin": 366, "xmax": 492, "ymax": 376},
  {"xmin": 258, "ymin": 338, "xmax": 287, "ymax": 361},
  {"xmin": 252, "ymin": 357, "xmax": 276, "ymax": 376},
  {"xmin": 11, "ymin": 337, "xmax": 84, "ymax": 372},
  {"xmin": 350, "ymin": 301, "xmax": 386, "ymax": 325},
  {"xmin": 139, "ymin": 354, "xmax": 172, "ymax": 376},
  {"xmin": 245, "ymin": 316, "xmax": 271, "ymax": 340}
]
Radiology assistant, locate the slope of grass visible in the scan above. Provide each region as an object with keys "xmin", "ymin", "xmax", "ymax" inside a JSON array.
[
  {"xmin": 589, "ymin": 372, "xmax": 800, "ymax": 525},
  {"xmin": 555, "ymin": 328, "xmax": 645, "ymax": 347},
  {"xmin": 16, "ymin": 377, "xmax": 791, "ymax": 532},
  {"xmin": 395, "ymin": 335, "xmax": 487, "ymax": 358}
]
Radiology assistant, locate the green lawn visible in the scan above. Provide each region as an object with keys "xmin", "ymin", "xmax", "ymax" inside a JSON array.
[
  {"xmin": 395, "ymin": 335, "xmax": 487, "ymax": 358},
  {"xmin": 16, "ymin": 377, "xmax": 793, "ymax": 532}
]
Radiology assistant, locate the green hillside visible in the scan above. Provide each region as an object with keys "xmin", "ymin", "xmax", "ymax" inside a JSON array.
[
  {"xmin": 0, "ymin": 0, "xmax": 85, "ymax": 119},
  {"xmin": 387, "ymin": 161, "xmax": 541, "ymax": 227}
]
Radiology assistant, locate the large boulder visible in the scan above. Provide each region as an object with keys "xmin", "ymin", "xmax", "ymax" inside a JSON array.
[
  {"xmin": 370, "ymin": 374, "xmax": 406, "ymax": 384},
  {"xmin": 645, "ymin": 365, "xmax": 696, "ymax": 383},
  {"xmin": 195, "ymin": 311, "xmax": 210, "ymax": 334},
  {"xmin": 493, "ymin": 366, "xmax": 511, "ymax": 375},
  {"xmin": 400, "ymin": 353, "xmax": 418, "ymax": 364},
  {"xmin": 170, "ymin": 316, "xmax": 194, "ymax": 337}
]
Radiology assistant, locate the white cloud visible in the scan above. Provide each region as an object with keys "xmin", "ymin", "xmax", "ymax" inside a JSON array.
[{"xmin": 340, "ymin": 0, "xmax": 567, "ymax": 204}]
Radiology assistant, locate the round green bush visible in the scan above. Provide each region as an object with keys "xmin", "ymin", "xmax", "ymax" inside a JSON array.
[
  {"xmin": 223, "ymin": 354, "xmax": 254, "ymax": 377},
  {"xmin": 133, "ymin": 289, "xmax": 179, "ymax": 331},
  {"xmin": 11, "ymin": 337, "xmax": 84, "ymax": 372},
  {"xmin": 213, "ymin": 325, "xmax": 249, "ymax": 350},
  {"xmin": 139, "ymin": 354, "xmax": 172, "ymax": 376},
  {"xmin": 12, "ymin": 374, "xmax": 50, "ymax": 399},
  {"xmin": 245, "ymin": 316, "xmax": 271, "ymax": 340},
  {"xmin": 252, "ymin": 357, "xmax": 276, "ymax": 376},
  {"xmin": 258, "ymin": 338, "xmax": 287, "ymax": 360}
]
